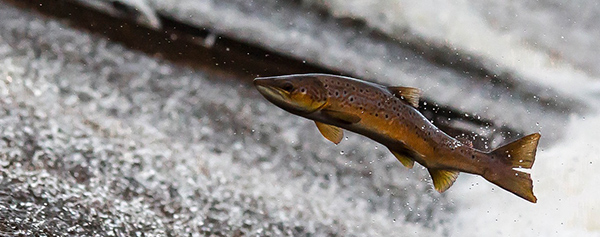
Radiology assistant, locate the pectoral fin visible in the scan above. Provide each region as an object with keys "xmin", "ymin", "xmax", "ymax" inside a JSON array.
[
  {"xmin": 387, "ymin": 86, "xmax": 421, "ymax": 108},
  {"xmin": 321, "ymin": 109, "xmax": 361, "ymax": 124},
  {"xmin": 390, "ymin": 150, "xmax": 415, "ymax": 169},
  {"xmin": 315, "ymin": 121, "xmax": 344, "ymax": 144},
  {"xmin": 428, "ymin": 168, "xmax": 460, "ymax": 193}
]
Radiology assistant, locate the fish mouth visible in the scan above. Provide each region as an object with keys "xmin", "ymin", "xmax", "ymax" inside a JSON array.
[
  {"xmin": 254, "ymin": 78, "xmax": 286, "ymax": 101},
  {"xmin": 253, "ymin": 78, "xmax": 294, "ymax": 108},
  {"xmin": 254, "ymin": 77, "xmax": 314, "ymax": 114},
  {"xmin": 255, "ymin": 83, "xmax": 286, "ymax": 102}
]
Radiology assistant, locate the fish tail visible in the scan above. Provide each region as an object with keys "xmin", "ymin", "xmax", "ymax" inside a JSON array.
[{"xmin": 483, "ymin": 133, "xmax": 541, "ymax": 203}]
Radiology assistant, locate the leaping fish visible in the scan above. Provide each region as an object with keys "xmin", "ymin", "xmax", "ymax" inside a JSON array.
[{"xmin": 254, "ymin": 74, "xmax": 541, "ymax": 203}]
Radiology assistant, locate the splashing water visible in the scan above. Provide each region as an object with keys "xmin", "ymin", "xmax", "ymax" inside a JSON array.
[{"xmin": 449, "ymin": 114, "xmax": 600, "ymax": 236}]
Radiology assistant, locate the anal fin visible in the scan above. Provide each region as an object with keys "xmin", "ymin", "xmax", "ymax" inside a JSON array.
[
  {"xmin": 315, "ymin": 121, "xmax": 344, "ymax": 144},
  {"xmin": 428, "ymin": 168, "xmax": 460, "ymax": 193}
]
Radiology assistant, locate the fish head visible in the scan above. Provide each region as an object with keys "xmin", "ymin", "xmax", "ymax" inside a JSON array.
[{"xmin": 254, "ymin": 74, "xmax": 328, "ymax": 114}]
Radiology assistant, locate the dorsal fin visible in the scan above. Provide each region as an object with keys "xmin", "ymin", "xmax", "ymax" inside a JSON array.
[
  {"xmin": 315, "ymin": 121, "xmax": 344, "ymax": 144},
  {"xmin": 387, "ymin": 86, "xmax": 421, "ymax": 108}
]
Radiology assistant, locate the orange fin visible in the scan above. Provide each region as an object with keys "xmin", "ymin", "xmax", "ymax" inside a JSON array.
[
  {"xmin": 387, "ymin": 86, "xmax": 421, "ymax": 108},
  {"xmin": 390, "ymin": 150, "xmax": 415, "ymax": 169},
  {"xmin": 315, "ymin": 121, "xmax": 343, "ymax": 144},
  {"xmin": 485, "ymin": 169, "xmax": 537, "ymax": 203},
  {"xmin": 321, "ymin": 109, "xmax": 361, "ymax": 124},
  {"xmin": 428, "ymin": 168, "xmax": 460, "ymax": 193},
  {"xmin": 491, "ymin": 133, "xmax": 541, "ymax": 169},
  {"xmin": 482, "ymin": 133, "xmax": 541, "ymax": 203}
]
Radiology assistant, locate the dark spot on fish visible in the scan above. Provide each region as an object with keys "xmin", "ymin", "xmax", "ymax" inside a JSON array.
[
  {"xmin": 349, "ymin": 96, "xmax": 354, "ymax": 102},
  {"xmin": 385, "ymin": 114, "xmax": 389, "ymax": 119},
  {"xmin": 343, "ymin": 90, "xmax": 347, "ymax": 95},
  {"xmin": 352, "ymin": 86, "xmax": 356, "ymax": 91},
  {"xmin": 375, "ymin": 113, "xmax": 378, "ymax": 117},
  {"xmin": 377, "ymin": 102, "xmax": 381, "ymax": 107},
  {"xmin": 335, "ymin": 91, "xmax": 339, "ymax": 96},
  {"xmin": 359, "ymin": 89, "xmax": 364, "ymax": 93},
  {"xmin": 300, "ymin": 88, "xmax": 306, "ymax": 93}
]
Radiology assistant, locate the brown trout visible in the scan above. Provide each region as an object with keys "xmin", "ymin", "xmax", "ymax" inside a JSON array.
[{"xmin": 254, "ymin": 73, "xmax": 541, "ymax": 203}]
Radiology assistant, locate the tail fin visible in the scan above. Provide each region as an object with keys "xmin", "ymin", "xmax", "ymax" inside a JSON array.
[
  {"xmin": 491, "ymin": 133, "xmax": 541, "ymax": 169},
  {"xmin": 484, "ymin": 133, "xmax": 541, "ymax": 203}
]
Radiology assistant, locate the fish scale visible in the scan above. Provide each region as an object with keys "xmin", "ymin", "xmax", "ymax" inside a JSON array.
[{"xmin": 254, "ymin": 73, "xmax": 541, "ymax": 203}]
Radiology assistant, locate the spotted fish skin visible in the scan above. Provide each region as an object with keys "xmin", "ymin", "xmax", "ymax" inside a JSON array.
[{"xmin": 254, "ymin": 73, "xmax": 541, "ymax": 203}]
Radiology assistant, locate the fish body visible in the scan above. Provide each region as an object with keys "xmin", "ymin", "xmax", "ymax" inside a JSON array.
[{"xmin": 254, "ymin": 74, "xmax": 541, "ymax": 203}]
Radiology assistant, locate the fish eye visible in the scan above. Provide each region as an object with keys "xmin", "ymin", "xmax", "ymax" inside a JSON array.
[{"xmin": 282, "ymin": 83, "xmax": 294, "ymax": 92}]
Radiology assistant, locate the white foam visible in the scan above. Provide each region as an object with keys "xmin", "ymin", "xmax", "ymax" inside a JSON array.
[
  {"xmin": 450, "ymin": 114, "xmax": 600, "ymax": 236},
  {"xmin": 316, "ymin": 0, "xmax": 599, "ymax": 100},
  {"xmin": 313, "ymin": 2, "xmax": 600, "ymax": 234}
]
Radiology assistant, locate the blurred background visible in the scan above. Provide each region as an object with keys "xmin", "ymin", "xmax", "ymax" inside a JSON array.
[{"xmin": 0, "ymin": 0, "xmax": 599, "ymax": 236}]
